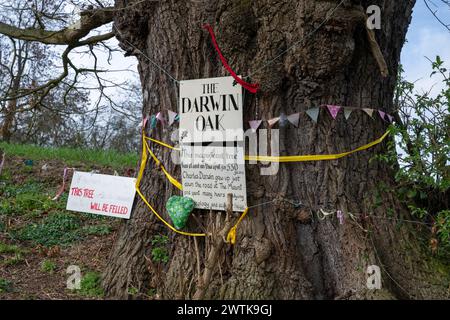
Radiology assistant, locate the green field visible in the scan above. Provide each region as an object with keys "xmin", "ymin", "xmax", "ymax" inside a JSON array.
[
  {"xmin": 0, "ymin": 142, "xmax": 139, "ymax": 170},
  {"xmin": 0, "ymin": 143, "xmax": 135, "ymax": 299}
]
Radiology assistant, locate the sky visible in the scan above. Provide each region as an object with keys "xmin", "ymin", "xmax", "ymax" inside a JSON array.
[{"xmin": 401, "ymin": 0, "xmax": 450, "ymax": 95}]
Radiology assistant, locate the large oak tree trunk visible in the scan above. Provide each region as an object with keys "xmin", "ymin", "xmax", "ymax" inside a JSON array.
[{"xmin": 102, "ymin": 0, "xmax": 448, "ymax": 299}]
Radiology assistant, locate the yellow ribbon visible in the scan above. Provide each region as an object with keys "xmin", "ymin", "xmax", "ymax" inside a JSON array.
[
  {"xmin": 145, "ymin": 136, "xmax": 180, "ymax": 151},
  {"xmin": 226, "ymin": 207, "xmax": 249, "ymax": 245},
  {"xmin": 146, "ymin": 130, "xmax": 390, "ymax": 163},
  {"xmin": 144, "ymin": 140, "xmax": 183, "ymax": 191},
  {"xmin": 245, "ymin": 130, "xmax": 390, "ymax": 162},
  {"xmin": 142, "ymin": 138, "xmax": 248, "ymax": 244},
  {"xmin": 136, "ymin": 132, "xmax": 206, "ymax": 237}
]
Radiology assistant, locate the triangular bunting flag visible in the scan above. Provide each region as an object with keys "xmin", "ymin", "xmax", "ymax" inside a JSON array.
[
  {"xmin": 168, "ymin": 110, "xmax": 178, "ymax": 126},
  {"xmin": 150, "ymin": 115, "xmax": 158, "ymax": 129},
  {"xmin": 386, "ymin": 114, "xmax": 394, "ymax": 123},
  {"xmin": 140, "ymin": 116, "xmax": 149, "ymax": 128},
  {"xmin": 249, "ymin": 120, "xmax": 262, "ymax": 132},
  {"xmin": 363, "ymin": 108, "xmax": 374, "ymax": 118},
  {"xmin": 267, "ymin": 117, "xmax": 280, "ymax": 128},
  {"xmin": 378, "ymin": 110, "xmax": 386, "ymax": 121},
  {"xmin": 326, "ymin": 105, "xmax": 342, "ymax": 119},
  {"xmin": 156, "ymin": 112, "xmax": 165, "ymax": 125},
  {"xmin": 287, "ymin": 113, "xmax": 300, "ymax": 127},
  {"xmin": 279, "ymin": 113, "xmax": 288, "ymax": 127},
  {"xmin": 344, "ymin": 108, "xmax": 353, "ymax": 120},
  {"xmin": 306, "ymin": 108, "xmax": 320, "ymax": 123}
]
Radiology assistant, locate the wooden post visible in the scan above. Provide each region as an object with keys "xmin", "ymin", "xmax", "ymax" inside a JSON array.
[
  {"xmin": 226, "ymin": 193, "xmax": 233, "ymax": 217},
  {"xmin": 193, "ymin": 194, "xmax": 234, "ymax": 300}
]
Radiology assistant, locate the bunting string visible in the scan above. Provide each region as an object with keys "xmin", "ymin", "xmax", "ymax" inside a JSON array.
[
  {"xmin": 147, "ymin": 105, "xmax": 395, "ymax": 130},
  {"xmin": 24, "ymin": 7, "xmax": 404, "ymax": 246},
  {"xmin": 262, "ymin": 105, "xmax": 394, "ymax": 128}
]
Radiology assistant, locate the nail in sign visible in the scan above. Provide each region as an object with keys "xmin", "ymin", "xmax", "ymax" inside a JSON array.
[{"xmin": 66, "ymin": 172, "xmax": 136, "ymax": 219}]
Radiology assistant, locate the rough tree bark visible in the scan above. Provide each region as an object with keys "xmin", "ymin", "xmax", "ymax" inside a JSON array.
[{"xmin": 102, "ymin": 0, "xmax": 449, "ymax": 299}]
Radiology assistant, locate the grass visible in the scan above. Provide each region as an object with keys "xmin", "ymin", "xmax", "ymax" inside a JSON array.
[
  {"xmin": 0, "ymin": 142, "xmax": 139, "ymax": 170},
  {"xmin": 3, "ymin": 254, "xmax": 25, "ymax": 266},
  {"xmin": 82, "ymin": 224, "xmax": 112, "ymax": 236},
  {"xmin": 1, "ymin": 176, "xmax": 116, "ymax": 248},
  {"xmin": 0, "ymin": 242, "xmax": 28, "ymax": 267},
  {"xmin": 0, "ymin": 278, "xmax": 13, "ymax": 293},
  {"xmin": 78, "ymin": 271, "xmax": 104, "ymax": 297},
  {"xmin": 0, "ymin": 144, "xmax": 121, "ymax": 298},
  {"xmin": 151, "ymin": 235, "xmax": 169, "ymax": 263},
  {"xmin": 40, "ymin": 259, "xmax": 57, "ymax": 274},
  {"xmin": 127, "ymin": 287, "xmax": 139, "ymax": 296},
  {"xmin": 0, "ymin": 186, "xmax": 56, "ymax": 217},
  {"xmin": 17, "ymin": 212, "xmax": 83, "ymax": 247},
  {"xmin": 0, "ymin": 242, "xmax": 26, "ymax": 254}
]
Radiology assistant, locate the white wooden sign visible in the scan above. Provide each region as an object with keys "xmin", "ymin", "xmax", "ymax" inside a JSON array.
[
  {"xmin": 180, "ymin": 144, "xmax": 247, "ymax": 212},
  {"xmin": 179, "ymin": 76, "xmax": 243, "ymax": 143},
  {"xmin": 179, "ymin": 76, "xmax": 247, "ymax": 212},
  {"xmin": 66, "ymin": 172, "xmax": 136, "ymax": 219}
]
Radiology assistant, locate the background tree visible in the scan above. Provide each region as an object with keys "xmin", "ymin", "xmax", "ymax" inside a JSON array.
[
  {"xmin": 0, "ymin": 0, "xmax": 53, "ymax": 141},
  {"xmin": 0, "ymin": 0, "xmax": 141, "ymax": 151},
  {"xmin": 381, "ymin": 58, "xmax": 449, "ymax": 259}
]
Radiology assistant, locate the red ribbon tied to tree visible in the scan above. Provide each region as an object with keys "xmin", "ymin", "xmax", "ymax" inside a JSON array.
[{"xmin": 202, "ymin": 24, "xmax": 259, "ymax": 94}]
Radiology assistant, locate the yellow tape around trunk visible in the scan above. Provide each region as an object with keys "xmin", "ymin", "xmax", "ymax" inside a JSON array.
[
  {"xmin": 136, "ymin": 132, "xmax": 206, "ymax": 237},
  {"xmin": 139, "ymin": 129, "xmax": 390, "ymax": 241},
  {"xmin": 145, "ymin": 136, "xmax": 180, "ymax": 151},
  {"xmin": 144, "ymin": 140, "xmax": 183, "ymax": 190},
  {"xmin": 146, "ymin": 129, "xmax": 390, "ymax": 163},
  {"xmin": 244, "ymin": 130, "xmax": 390, "ymax": 162}
]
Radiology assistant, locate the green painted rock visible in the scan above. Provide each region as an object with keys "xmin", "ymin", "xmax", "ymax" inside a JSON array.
[{"xmin": 166, "ymin": 196, "xmax": 195, "ymax": 230}]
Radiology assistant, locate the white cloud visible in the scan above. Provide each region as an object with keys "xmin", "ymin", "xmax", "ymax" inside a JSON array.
[{"xmin": 402, "ymin": 26, "xmax": 450, "ymax": 96}]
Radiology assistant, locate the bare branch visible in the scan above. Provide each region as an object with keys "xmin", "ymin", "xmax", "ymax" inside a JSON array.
[
  {"xmin": 424, "ymin": 0, "xmax": 450, "ymax": 33},
  {"xmin": 0, "ymin": 7, "xmax": 114, "ymax": 45},
  {"xmin": 78, "ymin": 31, "xmax": 115, "ymax": 46}
]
